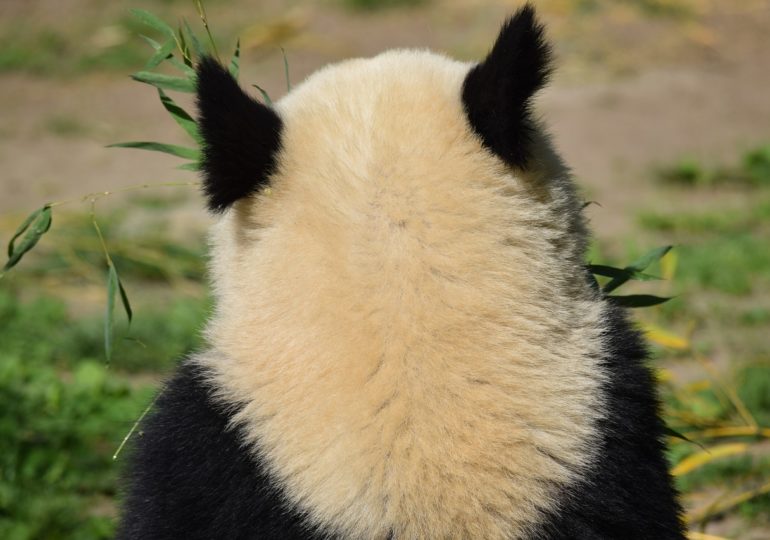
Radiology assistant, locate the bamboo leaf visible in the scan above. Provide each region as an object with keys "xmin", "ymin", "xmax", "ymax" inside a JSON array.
[
  {"xmin": 588, "ymin": 264, "xmax": 660, "ymax": 282},
  {"xmin": 628, "ymin": 245, "xmax": 673, "ymax": 273},
  {"xmin": 168, "ymin": 57, "xmax": 196, "ymax": 78},
  {"xmin": 609, "ymin": 294, "xmax": 672, "ymax": 308},
  {"xmin": 177, "ymin": 161, "xmax": 201, "ymax": 171},
  {"xmin": 664, "ymin": 426, "xmax": 702, "ymax": 448},
  {"xmin": 229, "ymin": 39, "xmax": 240, "ymax": 79},
  {"xmin": 107, "ymin": 141, "xmax": 200, "ymax": 160},
  {"xmin": 252, "ymin": 84, "xmax": 273, "ymax": 106},
  {"xmin": 105, "ymin": 265, "xmax": 118, "ymax": 363},
  {"xmin": 145, "ymin": 37, "xmax": 175, "ymax": 69},
  {"xmin": 117, "ymin": 274, "xmax": 133, "ymax": 325},
  {"xmin": 4, "ymin": 206, "xmax": 52, "ymax": 271},
  {"xmin": 183, "ymin": 18, "xmax": 206, "ymax": 59},
  {"xmin": 131, "ymin": 71, "xmax": 195, "ymax": 93},
  {"xmin": 601, "ymin": 245, "xmax": 673, "ymax": 293},
  {"xmin": 177, "ymin": 23, "xmax": 192, "ymax": 67},
  {"xmin": 157, "ymin": 89, "xmax": 199, "ymax": 142},
  {"xmin": 130, "ymin": 9, "xmax": 176, "ymax": 39},
  {"xmin": 7, "ymin": 207, "xmax": 43, "ymax": 257},
  {"xmin": 139, "ymin": 34, "xmax": 162, "ymax": 51}
]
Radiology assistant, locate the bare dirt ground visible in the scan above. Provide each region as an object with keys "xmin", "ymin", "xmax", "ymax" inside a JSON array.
[{"xmin": 1, "ymin": 0, "xmax": 769, "ymax": 238}]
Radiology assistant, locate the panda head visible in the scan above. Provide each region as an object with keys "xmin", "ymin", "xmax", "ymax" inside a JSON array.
[
  {"xmin": 193, "ymin": 6, "xmax": 606, "ymax": 537},
  {"xmin": 196, "ymin": 4, "xmax": 552, "ymax": 214},
  {"xmin": 195, "ymin": 4, "xmax": 589, "ymax": 329}
]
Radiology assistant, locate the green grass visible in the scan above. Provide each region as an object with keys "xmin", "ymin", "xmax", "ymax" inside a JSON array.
[
  {"xmin": 0, "ymin": 290, "xmax": 156, "ymax": 539},
  {"xmin": 625, "ymin": 144, "xmax": 770, "ymax": 530}
]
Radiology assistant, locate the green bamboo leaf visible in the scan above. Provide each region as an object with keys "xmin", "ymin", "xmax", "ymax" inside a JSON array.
[
  {"xmin": 139, "ymin": 34, "xmax": 162, "ymax": 51},
  {"xmin": 177, "ymin": 161, "xmax": 201, "ymax": 171},
  {"xmin": 158, "ymin": 89, "xmax": 199, "ymax": 142},
  {"xmin": 588, "ymin": 264, "xmax": 660, "ymax": 281},
  {"xmin": 4, "ymin": 206, "xmax": 52, "ymax": 271},
  {"xmin": 609, "ymin": 294, "xmax": 672, "ymax": 308},
  {"xmin": 7, "ymin": 207, "xmax": 43, "ymax": 257},
  {"xmin": 628, "ymin": 245, "xmax": 673, "ymax": 273},
  {"xmin": 145, "ymin": 37, "xmax": 175, "ymax": 69},
  {"xmin": 229, "ymin": 39, "xmax": 240, "ymax": 79},
  {"xmin": 130, "ymin": 9, "xmax": 176, "ymax": 39},
  {"xmin": 252, "ymin": 84, "xmax": 273, "ymax": 106},
  {"xmin": 105, "ymin": 264, "xmax": 118, "ymax": 363},
  {"xmin": 177, "ymin": 24, "xmax": 192, "ymax": 67},
  {"xmin": 182, "ymin": 18, "xmax": 206, "ymax": 60},
  {"xmin": 167, "ymin": 57, "xmax": 196, "ymax": 78},
  {"xmin": 602, "ymin": 245, "xmax": 672, "ymax": 293},
  {"xmin": 117, "ymin": 274, "xmax": 133, "ymax": 325},
  {"xmin": 664, "ymin": 426, "xmax": 702, "ymax": 448},
  {"xmin": 131, "ymin": 71, "xmax": 195, "ymax": 93},
  {"xmin": 108, "ymin": 141, "xmax": 200, "ymax": 160}
]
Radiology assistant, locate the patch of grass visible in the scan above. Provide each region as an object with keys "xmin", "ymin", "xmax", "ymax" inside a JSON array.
[
  {"xmin": 0, "ymin": 289, "xmax": 160, "ymax": 539},
  {"xmin": 658, "ymin": 145, "xmax": 770, "ymax": 187},
  {"xmin": 675, "ymin": 234, "xmax": 770, "ymax": 295}
]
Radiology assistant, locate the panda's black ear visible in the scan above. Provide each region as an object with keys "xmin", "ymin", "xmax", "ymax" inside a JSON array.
[
  {"xmin": 462, "ymin": 4, "xmax": 551, "ymax": 169},
  {"xmin": 196, "ymin": 57, "xmax": 282, "ymax": 213}
]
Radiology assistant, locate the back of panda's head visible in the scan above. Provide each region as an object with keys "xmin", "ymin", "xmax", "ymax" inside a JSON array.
[
  {"xmin": 196, "ymin": 4, "xmax": 551, "ymax": 213},
  {"xmin": 196, "ymin": 4, "xmax": 589, "ymax": 348},
  {"xmin": 194, "ymin": 8, "xmax": 606, "ymax": 536}
]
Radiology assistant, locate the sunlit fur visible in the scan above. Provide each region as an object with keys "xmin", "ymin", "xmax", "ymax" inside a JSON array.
[{"xmin": 198, "ymin": 50, "xmax": 610, "ymax": 539}]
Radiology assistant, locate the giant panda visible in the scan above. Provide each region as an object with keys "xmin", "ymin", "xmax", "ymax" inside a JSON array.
[{"xmin": 117, "ymin": 5, "xmax": 685, "ymax": 539}]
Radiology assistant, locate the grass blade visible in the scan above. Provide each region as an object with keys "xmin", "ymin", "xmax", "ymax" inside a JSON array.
[
  {"xmin": 108, "ymin": 141, "xmax": 200, "ymax": 161},
  {"xmin": 610, "ymin": 294, "xmax": 672, "ymax": 308},
  {"xmin": 4, "ymin": 206, "xmax": 52, "ymax": 271},
  {"xmin": 158, "ymin": 89, "xmax": 199, "ymax": 142},
  {"xmin": 229, "ymin": 39, "xmax": 240, "ymax": 79},
  {"xmin": 131, "ymin": 71, "xmax": 195, "ymax": 93}
]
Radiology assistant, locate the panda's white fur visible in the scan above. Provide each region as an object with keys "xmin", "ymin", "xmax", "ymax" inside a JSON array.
[
  {"xmin": 118, "ymin": 7, "xmax": 685, "ymax": 539},
  {"xmin": 200, "ymin": 50, "xmax": 606, "ymax": 539}
]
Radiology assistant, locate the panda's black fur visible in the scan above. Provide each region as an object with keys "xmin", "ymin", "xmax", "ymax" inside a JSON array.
[{"xmin": 118, "ymin": 5, "xmax": 685, "ymax": 539}]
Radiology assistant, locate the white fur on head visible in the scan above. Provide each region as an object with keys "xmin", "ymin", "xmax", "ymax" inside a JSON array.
[{"xmin": 200, "ymin": 50, "xmax": 607, "ymax": 538}]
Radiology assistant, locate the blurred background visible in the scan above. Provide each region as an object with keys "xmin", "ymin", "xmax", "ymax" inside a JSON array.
[{"xmin": 0, "ymin": 0, "xmax": 768, "ymax": 538}]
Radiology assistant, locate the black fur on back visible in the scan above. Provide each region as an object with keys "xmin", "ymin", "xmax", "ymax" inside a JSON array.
[
  {"xmin": 536, "ymin": 301, "xmax": 686, "ymax": 539},
  {"xmin": 116, "ymin": 361, "xmax": 326, "ymax": 540},
  {"xmin": 462, "ymin": 4, "xmax": 552, "ymax": 169},
  {"xmin": 196, "ymin": 57, "xmax": 283, "ymax": 213}
]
